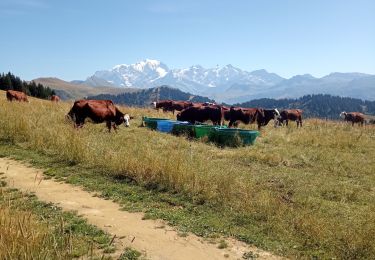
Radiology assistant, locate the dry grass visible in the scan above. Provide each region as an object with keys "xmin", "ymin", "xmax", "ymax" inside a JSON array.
[
  {"xmin": 0, "ymin": 188, "xmax": 112, "ymax": 259},
  {"xmin": 0, "ymin": 91, "xmax": 374, "ymax": 258}
]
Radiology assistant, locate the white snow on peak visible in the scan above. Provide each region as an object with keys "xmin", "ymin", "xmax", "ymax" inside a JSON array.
[
  {"xmin": 89, "ymin": 59, "xmax": 283, "ymax": 93},
  {"xmin": 156, "ymin": 67, "xmax": 167, "ymax": 77}
]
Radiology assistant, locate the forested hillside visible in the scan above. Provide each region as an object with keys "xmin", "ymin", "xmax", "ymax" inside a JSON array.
[
  {"xmin": 0, "ymin": 72, "xmax": 55, "ymax": 99},
  {"xmin": 236, "ymin": 94, "xmax": 375, "ymax": 119},
  {"xmin": 88, "ymin": 86, "xmax": 214, "ymax": 107}
]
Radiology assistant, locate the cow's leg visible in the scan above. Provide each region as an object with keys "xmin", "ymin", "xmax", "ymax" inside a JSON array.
[
  {"xmin": 113, "ymin": 123, "xmax": 118, "ymax": 133},
  {"xmin": 106, "ymin": 121, "xmax": 112, "ymax": 132},
  {"xmin": 300, "ymin": 120, "xmax": 303, "ymax": 127},
  {"xmin": 77, "ymin": 119, "xmax": 85, "ymax": 128},
  {"xmin": 229, "ymin": 120, "xmax": 234, "ymax": 127},
  {"xmin": 286, "ymin": 120, "xmax": 289, "ymax": 126},
  {"xmin": 75, "ymin": 117, "xmax": 83, "ymax": 129},
  {"xmin": 75, "ymin": 121, "xmax": 84, "ymax": 129}
]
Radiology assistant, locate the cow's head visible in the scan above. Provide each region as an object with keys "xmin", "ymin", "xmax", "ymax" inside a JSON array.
[
  {"xmin": 151, "ymin": 101, "xmax": 157, "ymax": 109},
  {"xmin": 273, "ymin": 108, "xmax": 281, "ymax": 126},
  {"xmin": 340, "ymin": 111, "xmax": 347, "ymax": 119},
  {"xmin": 122, "ymin": 114, "xmax": 134, "ymax": 127},
  {"xmin": 176, "ymin": 112, "xmax": 182, "ymax": 121},
  {"xmin": 123, "ymin": 114, "xmax": 131, "ymax": 127},
  {"xmin": 273, "ymin": 108, "xmax": 280, "ymax": 118},
  {"xmin": 115, "ymin": 112, "xmax": 133, "ymax": 127}
]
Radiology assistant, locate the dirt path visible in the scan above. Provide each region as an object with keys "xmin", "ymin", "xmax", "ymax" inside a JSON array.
[{"xmin": 0, "ymin": 158, "xmax": 282, "ymax": 260}]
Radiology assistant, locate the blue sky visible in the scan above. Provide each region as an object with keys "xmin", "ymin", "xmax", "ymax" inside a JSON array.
[{"xmin": 0, "ymin": 0, "xmax": 374, "ymax": 80}]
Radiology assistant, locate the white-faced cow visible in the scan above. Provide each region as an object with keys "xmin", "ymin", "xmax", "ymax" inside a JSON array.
[
  {"xmin": 67, "ymin": 99, "xmax": 132, "ymax": 132},
  {"xmin": 340, "ymin": 111, "xmax": 365, "ymax": 126},
  {"xmin": 153, "ymin": 100, "xmax": 194, "ymax": 114}
]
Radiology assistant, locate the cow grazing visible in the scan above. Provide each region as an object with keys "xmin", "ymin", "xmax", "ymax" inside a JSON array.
[
  {"xmin": 67, "ymin": 99, "xmax": 131, "ymax": 132},
  {"xmin": 340, "ymin": 111, "xmax": 365, "ymax": 126},
  {"xmin": 50, "ymin": 95, "xmax": 60, "ymax": 102},
  {"xmin": 176, "ymin": 105, "xmax": 223, "ymax": 125},
  {"xmin": 257, "ymin": 109, "xmax": 280, "ymax": 128},
  {"xmin": 153, "ymin": 100, "xmax": 194, "ymax": 114},
  {"xmin": 228, "ymin": 107, "xmax": 265, "ymax": 129},
  {"xmin": 278, "ymin": 109, "xmax": 303, "ymax": 127},
  {"xmin": 6, "ymin": 90, "xmax": 29, "ymax": 102}
]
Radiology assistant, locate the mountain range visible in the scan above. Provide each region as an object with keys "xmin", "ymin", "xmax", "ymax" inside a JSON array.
[{"xmin": 74, "ymin": 59, "xmax": 375, "ymax": 103}]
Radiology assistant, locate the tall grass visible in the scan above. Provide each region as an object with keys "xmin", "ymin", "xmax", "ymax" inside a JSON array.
[
  {"xmin": 0, "ymin": 188, "xmax": 111, "ymax": 259},
  {"xmin": 0, "ymin": 93, "xmax": 374, "ymax": 258}
]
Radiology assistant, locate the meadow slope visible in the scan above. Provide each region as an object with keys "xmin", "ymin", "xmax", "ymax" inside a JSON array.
[{"xmin": 0, "ymin": 91, "xmax": 374, "ymax": 258}]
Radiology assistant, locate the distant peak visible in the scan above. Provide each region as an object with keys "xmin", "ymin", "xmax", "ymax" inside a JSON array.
[
  {"xmin": 252, "ymin": 69, "xmax": 268, "ymax": 73},
  {"xmin": 291, "ymin": 73, "xmax": 315, "ymax": 79},
  {"xmin": 144, "ymin": 58, "xmax": 161, "ymax": 64},
  {"xmin": 190, "ymin": 64, "xmax": 204, "ymax": 69},
  {"xmin": 112, "ymin": 59, "xmax": 167, "ymax": 70},
  {"xmin": 222, "ymin": 64, "xmax": 241, "ymax": 70}
]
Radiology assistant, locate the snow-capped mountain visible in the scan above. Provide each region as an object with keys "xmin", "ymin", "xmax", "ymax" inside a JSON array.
[
  {"xmin": 86, "ymin": 59, "xmax": 169, "ymax": 88},
  {"xmin": 82, "ymin": 59, "xmax": 284, "ymax": 93},
  {"xmin": 80, "ymin": 59, "xmax": 375, "ymax": 103}
]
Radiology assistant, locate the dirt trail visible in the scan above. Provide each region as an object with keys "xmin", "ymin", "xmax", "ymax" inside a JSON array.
[{"xmin": 0, "ymin": 158, "xmax": 282, "ymax": 260}]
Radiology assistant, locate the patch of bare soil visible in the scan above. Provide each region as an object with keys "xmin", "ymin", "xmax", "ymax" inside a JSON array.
[{"xmin": 0, "ymin": 158, "xmax": 283, "ymax": 260}]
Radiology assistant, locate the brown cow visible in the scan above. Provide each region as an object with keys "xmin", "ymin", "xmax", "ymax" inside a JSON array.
[
  {"xmin": 153, "ymin": 100, "xmax": 194, "ymax": 114},
  {"xmin": 176, "ymin": 105, "xmax": 223, "ymax": 125},
  {"xmin": 67, "ymin": 99, "xmax": 131, "ymax": 132},
  {"xmin": 228, "ymin": 107, "xmax": 265, "ymax": 129},
  {"xmin": 340, "ymin": 111, "xmax": 365, "ymax": 126},
  {"xmin": 153, "ymin": 100, "xmax": 173, "ymax": 112},
  {"xmin": 278, "ymin": 109, "xmax": 303, "ymax": 127},
  {"xmin": 6, "ymin": 90, "xmax": 29, "ymax": 102},
  {"xmin": 222, "ymin": 106, "xmax": 231, "ymax": 122},
  {"xmin": 50, "ymin": 95, "xmax": 60, "ymax": 102}
]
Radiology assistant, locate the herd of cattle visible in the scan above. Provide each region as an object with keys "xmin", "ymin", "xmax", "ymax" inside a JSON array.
[
  {"xmin": 153, "ymin": 100, "xmax": 302, "ymax": 129},
  {"xmin": 4, "ymin": 90, "xmax": 368, "ymax": 131}
]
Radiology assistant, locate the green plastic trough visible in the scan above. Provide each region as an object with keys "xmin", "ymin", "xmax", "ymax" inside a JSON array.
[
  {"xmin": 210, "ymin": 128, "xmax": 260, "ymax": 147},
  {"xmin": 143, "ymin": 116, "xmax": 259, "ymax": 147},
  {"xmin": 194, "ymin": 125, "xmax": 227, "ymax": 138},
  {"xmin": 172, "ymin": 123, "xmax": 196, "ymax": 137}
]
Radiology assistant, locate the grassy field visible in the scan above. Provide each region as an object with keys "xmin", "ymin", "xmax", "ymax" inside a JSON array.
[
  {"xmin": 0, "ymin": 185, "xmax": 117, "ymax": 259},
  {"xmin": 0, "ymin": 91, "xmax": 374, "ymax": 259}
]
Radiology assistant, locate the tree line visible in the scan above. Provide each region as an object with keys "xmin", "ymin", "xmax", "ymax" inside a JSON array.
[
  {"xmin": 236, "ymin": 94, "xmax": 375, "ymax": 119},
  {"xmin": 0, "ymin": 72, "xmax": 55, "ymax": 99},
  {"xmin": 89, "ymin": 86, "xmax": 214, "ymax": 107}
]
